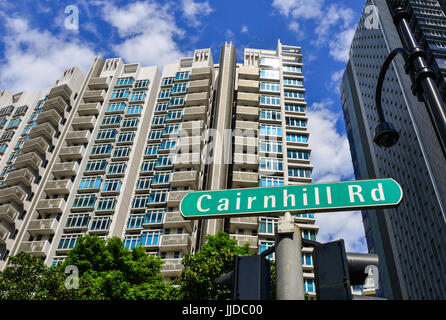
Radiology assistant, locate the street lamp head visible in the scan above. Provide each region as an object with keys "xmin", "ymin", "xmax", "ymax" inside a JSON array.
[{"xmin": 374, "ymin": 121, "xmax": 400, "ymax": 148}]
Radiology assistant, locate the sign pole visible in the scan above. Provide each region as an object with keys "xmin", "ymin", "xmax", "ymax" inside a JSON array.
[{"xmin": 275, "ymin": 212, "xmax": 305, "ymax": 300}]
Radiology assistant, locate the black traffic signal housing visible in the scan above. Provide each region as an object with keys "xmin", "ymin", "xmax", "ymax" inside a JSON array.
[{"xmin": 313, "ymin": 239, "xmax": 379, "ymax": 300}]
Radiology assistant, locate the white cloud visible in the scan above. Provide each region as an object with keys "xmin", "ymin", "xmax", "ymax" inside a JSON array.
[
  {"xmin": 241, "ymin": 25, "xmax": 248, "ymax": 33},
  {"xmin": 181, "ymin": 0, "xmax": 213, "ymax": 27},
  {"xmin": 0, "ymin": 16, "xmax": 96, "ymax": 93},
  {"xmin": 328, "ymin": 27, "xmax": 355, "ymax": 62},
  {"xmin": 272, "ymin": 0, "xmax": 323, "ymax": 19},
  {"xmin": 102, "ymin": 1, "xmax": 188, "ymax": 67}
]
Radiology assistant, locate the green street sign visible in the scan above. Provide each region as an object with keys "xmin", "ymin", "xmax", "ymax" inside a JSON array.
[{"xmin": 179, "ymin": 178, "xmax": 403, "ymax": 219}]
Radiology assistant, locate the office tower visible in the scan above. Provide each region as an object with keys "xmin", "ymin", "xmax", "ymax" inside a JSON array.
[
  {"xmin": 0, "ymin": 41, "xmax": 318, "ymax": 297},
  {"xmin": 341, "ymin": 0, "xmax": 446, "ymax": 299}
]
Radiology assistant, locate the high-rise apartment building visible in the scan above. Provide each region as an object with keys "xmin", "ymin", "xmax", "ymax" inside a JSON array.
[
  {"xmin": 341, "ymin": 0, "xmax": 446, "ymax": 299},
  {"xmin": 0, "ymin": 41, "xmax": 318, "ymax": 297}
]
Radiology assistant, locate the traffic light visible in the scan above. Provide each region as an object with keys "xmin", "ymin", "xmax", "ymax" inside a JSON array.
[
  {"xmin": 313, "ymin": 239, "xmax": 380, "ymax": 300},
  {"xmin": 214, "ymin": 255, "xmax": 271, "ymax": 300}
]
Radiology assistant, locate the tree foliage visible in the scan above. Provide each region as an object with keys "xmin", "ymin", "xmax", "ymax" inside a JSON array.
[{"xmin": 175, "ymin": 231, "xmax": 253, "ymax": 300}]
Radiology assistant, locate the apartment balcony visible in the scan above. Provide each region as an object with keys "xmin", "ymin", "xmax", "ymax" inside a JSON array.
[
  {"xmin": 65, "ymin": 130, "xmax": 91, "ymax": 145},
  {"xmin": 185, "ymin": 92, "xmax": 209, "ymax": 107},
  {"xmin": 59, "ymin": 146, "xmax": 85, "ymax": 161},
  {"xmin": 83, "ymin": 89, "xmax": 106, "ymax": 103},
  {"xmin": 170, "ymin": 170, "xmax": 198, "ymax": 189},
  {"xmin": 18, "ymin": 240, "xmax": 51, "ymax": 257},
  {"xmin": 188, "ymin": 79, "xmax": 210, "ymax": 93},
  {"xmin": 0, "ymin": 186, "xmax": 28, "ymax": 205},
  {"xmin": 0, "ymin": 204, "xmax": 18, "ymax": 224},
  {"xmin": 237, "ymin": 92, "xmax": 259, "ymax": 106},
  {"xmin": 233, "ymin": 136, "xmax": 258, "ymax": 153},
  {"xmin": 159, "ymin": 234, "xmax": 192, "ymax": 253},
  {"xmin": 233, "ymin": 153, "xmax": 258, "ymax": 170},
  {"xmin": 52, "ymin": 162, "xmax": 79, "ymax": 178},
  {"xmin": 229, "ymin": 216, "xmax": 258, "ymax": 233},
  {"xmin": 42, "ymin": 96, "xmax": 67, "ymax": 114},
  {"xmin": 160, "ymin": 258, "xmax": 183, "ymax": 277},
  {"xmin": 36, "ymin": 198, "xmax": 67, "ymax": 214},
  {"xmin": 232, "ymin": 171, "xmax": 258, "ymax": 188},
  {"xmin": 231, "ymin": 234, "xmax": 258, "ymax": 250},
  {"xmin": 163, "ymin": 211, "xmax": 192, "ymax": 233},
  {"xmin": 71, "ymin": 116, "xmax": 95, "ymax": 130},
  {"xmin": 13, "ymin": 152, "xmax": 42, "ymax": 171},
  {"xmin": 4, "ymin": 168, "xmax": 35, "ymax": 187},
  {"xmin": 238, "ymin": 66, "xmax": 259, "ymax": 81},
  {"xmin": 183, "ymin": 105, "xmax": 207, "ymax": 120},
  {"xmin": 167, "ymin": 190, "xmax": 190, "ymax": 207},
  {"xmin": 173, "ymin": 153, "xmax": 201, "ymax": 169},
  {"xmin": 0, "ymin": 224, "xmax": 8, "ymax": 244},
  {"xmin": 88, "ymin": 76, "xmax": 110, "ymax": 90},
  {"xmin": 238, "ymin": 79, "xmax": 259, "ymax": 93},
  {"xmin": 77, "ymin": 103, "xmax": 100, "ymax": 116},
  {"xmin": 35, "ymin": 109, "xmax": 61, "ymax": 127},
  {"xmin": 29, "ymin": 122, "xmax": 56, "ymax": 141},
  {"xmin": 190, "ymin": 66, "xmax": 212, "ymax": 81},
  {"xmin": 235, "ymin": 120, "xmax": 258, "ymax": 132},
  {"xmin": 236, "ymin": 106, "xmax": 259, "ymax": 121},
  {"xmin": 48, "ymin": 84, "xmax": 72, "ymax": 101},
  {"xmin": 177, "ymin": 136, "xmax": 202, "ymax": 150},
  {"xmin": 21, "ymin": 137, "xmax": 49, "ymax": 155},
  {"xmin": 44, "ymin": 179, "xmax": 73, "ymax": 196},
  {"xmin": 27, "ymin": 218, "xmax": 58, "ymax": 236},
  {"xmin": 181, "ymin": 120, "xmax": 204, "ymax": 135}
]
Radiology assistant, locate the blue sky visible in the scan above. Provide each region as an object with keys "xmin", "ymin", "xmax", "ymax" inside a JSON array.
[{"xmin": 0, "ymin": 0, "xmax": 368, "ymax": 252}]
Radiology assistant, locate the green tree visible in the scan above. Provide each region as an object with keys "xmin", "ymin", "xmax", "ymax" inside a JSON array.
[
  {"xmin": 0, "ymin": 252, "xmax": 70, "ymax": 300},
  {"xmin": 175, "ymin": 231, "xmax": 253, "ymax": 300},
  {"xmin": 61, "ymin": 235, "xmax": 173, "ymax": 300}
]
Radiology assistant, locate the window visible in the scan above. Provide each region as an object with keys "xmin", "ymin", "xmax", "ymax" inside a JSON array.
[
  {"xmin": 113, "ymin": 146, "xmax": 131, "ymax": 158},
  {"xmin": 260, "ymin": 69, "xmax": 280, "ymax": 80},
  {"xmin": 260, "ymin": 95, "xmax": 280, "ymax": 106},
  {"xmin": 140, "ymin": 231, "xmax": 160, "ymax": 246},
  {"xmin": 160, "ymin": 140, "xmax": 176, "ymax": 150},
  {"xmin": 145, "ymin": 144, "xmax": 159, "ymax": 156},
  {"xmin": 260, "ymin": 57, "xmax": 279, "ymax": 68},
  {"xmin": 117, "ymin": 132, "xmax": 135, "ymax": 143},
  {"xmin": 259, "ymin": 140, "xmax": 282, "ymax": 153},
  {"xmin": 287, "ymin": 150, "xmax": 310, "ymax": 160},
  {"xmin": 91, "ymin": 217, "xmax": 111, "ymax": 231},
  {"xmin": 302, "ymin": 253, "xmax": 313, "ymax": 266},
  {"xmin": 259, "ymin": 218, "xmax": 278, "ymax": 234},
  {"xmin": 73, "ymin": 194, "xmax": 96, "ymax": 208},
  {"xmin": 260, "ymin": 177, "xmax": 284, "ymax": 187},
  {"xmin": 130, "ymin": 91, "xmax": 146, "ymax": 102},
  {"xmin": 259, "ymin": 241, "xmax": 275, "ymax": 259},
  {"xmin": 108, "ymin": 162, "xmax": 126, "ymax": 175},
  {"xmin": 91, "ymin": 144, "xmax": 113, "ymax": 156},
  {"xmin": 169, "ymin": 96, "xmax": 185, "ymax": 107},
  {"xmin": 145, "ymin": 209, "xmax": 164, "ymax": 224},
  {"xmin": 260, "ymin": 82, "xmax": 280, "ymax": 92},
  {"xmin": 149, "ymin": 189, "xmax": 168, "ymax": 203},
  {"xmin": 96, "ymin": 129, "xmax": 117, "ymax": 140},
  {"xmin": 166, "ymin": 110, "xmax": 183, "ymax": 121},
  {"xmin": 126, "ymin": 104, "xmax": 143, "ymax": 115},
  {"xmin": 283, "ymin": 78, "xmax": 303, "ymax": 86},
  {"xmin": 285, "ymin": 104, "xmax": 306, "ymax": 113},
  {"xmin": 288, "ymin": 168, "xmax": 311, "ymax": 178},
  {"xmin": 85, "ymin": 160, "xmax": 107, "ymax": 172},
  {"xmin": 79, "ymin": 176, "xmax": 102, "ymax": 190},
  {"xmin": 260, "ymin": 157, "xmax": 283, "ymax": 171},
  {"xmin": 283, "ymin": 65, "xmax": 302, "ymax": 73},
  {"xmin": 65, "ymin": 214, "xmax": 90, "ymax": 228},
  {"xmin": 152, "ymin": 116, "xmax": 165, "ymax": 126},
  {"xmin": 284, "ymin": 91, "xmax": 304, "ymax": 99},
  {"xmin": 260, "ymin": 109, "xmax": 281, "ymax": 121},
  {"xmin": 285, "ymin": 117, "xmax": 307, "ymax": 127},
  {"xmin": 127, "ymin": 215, "xmax": 144, "ymax": 229},
  {"xmin": 106, "ymin": 102, "xmax": 126, "ymax": 113},
  {"xmin": 58, "ymin": 234, "xmax": 81, "ymax": 250},
  {"xmin": 0, "ymin": 144, "xmax": 7, "ymax": 154},
  {"xmin": 175, "ymin": 71, "xmax": 189, "ymax": 80},
  {"xmin": 111, "ymin": 89, "xmax": 130, "ymax": 99},
  {"xmin": 134, "ymin": 79, "xmax": 149, "ymax": 88},
  {"xmin": 116, "ymin": 77, "xmax": 133, "ymax": 86},
  {"xmin": 122, "ymin": 117, "xmax": 139, "ymax": 129},
  {"xmin": 102, "ymin": 115, "xmax": 122, "ymax": 126},
  {"xmin": 163, "ymin": 124, "xmax": 180, "ymax": 135},
  {"xmin": 172, "ymin": 82, "xmax": 187, "ymax": 94},
  {"xmin": 7, "ymin": 118, "xmax": 21, "ymax": 129},
  {"xmin": 155, "ymin": 103, "xmax": 168, "ymax": 112},
  {"xmin": 0, "ymin": 131, "xmax": 15, "ymax": 141},
  {"xmin": 14, "ymin": 105, "xmax": 28, "ymax": 115},
  {"xmin": 286, "ymin": 133, "xmax": 308, "ymax": 143},
  {"xmin": 158, "ymin": 88, "xmax": 171, "ymax": 99},
  {"xmin": 152, "ymin": 171, "xmax": 171, "ymax": 185},
  {"xmin": 148, "ymin": 130, "xmax": 163, "ymax": 141},
  {"xmin": 304, "ymin": 279, "xmax": 315, "ymax": 293},
  {"xmin": 157, "ymin": 155, "xmax": 172, "ymax": 167},
  {"xmin": 0, "ymin": 117, "xmax": 7, "ymax": 128},
  {"xmin": 96, "ymin": 197, "xmax": 117, "ymax": 211},
  {"xmin": 141, "ymin": 160, "xmax": 156, "ymax": 173},
  {"xmin": 131, "ymin": 195, "xmax": 151, "ymax": 209},
  {"xmin": 259, "ymin": 124, "xmax": 282, "ymax": 136},
  {"xmin": 161, "ymin": 77, "xmax": 174, "ymax": 86},
  {"xmin": 136, "ymin": 177, "xmax": 152, "ymax": 190},
  {"xmin": 124, "ymin": 235, "xmax": 140, "ymax": 249}
]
